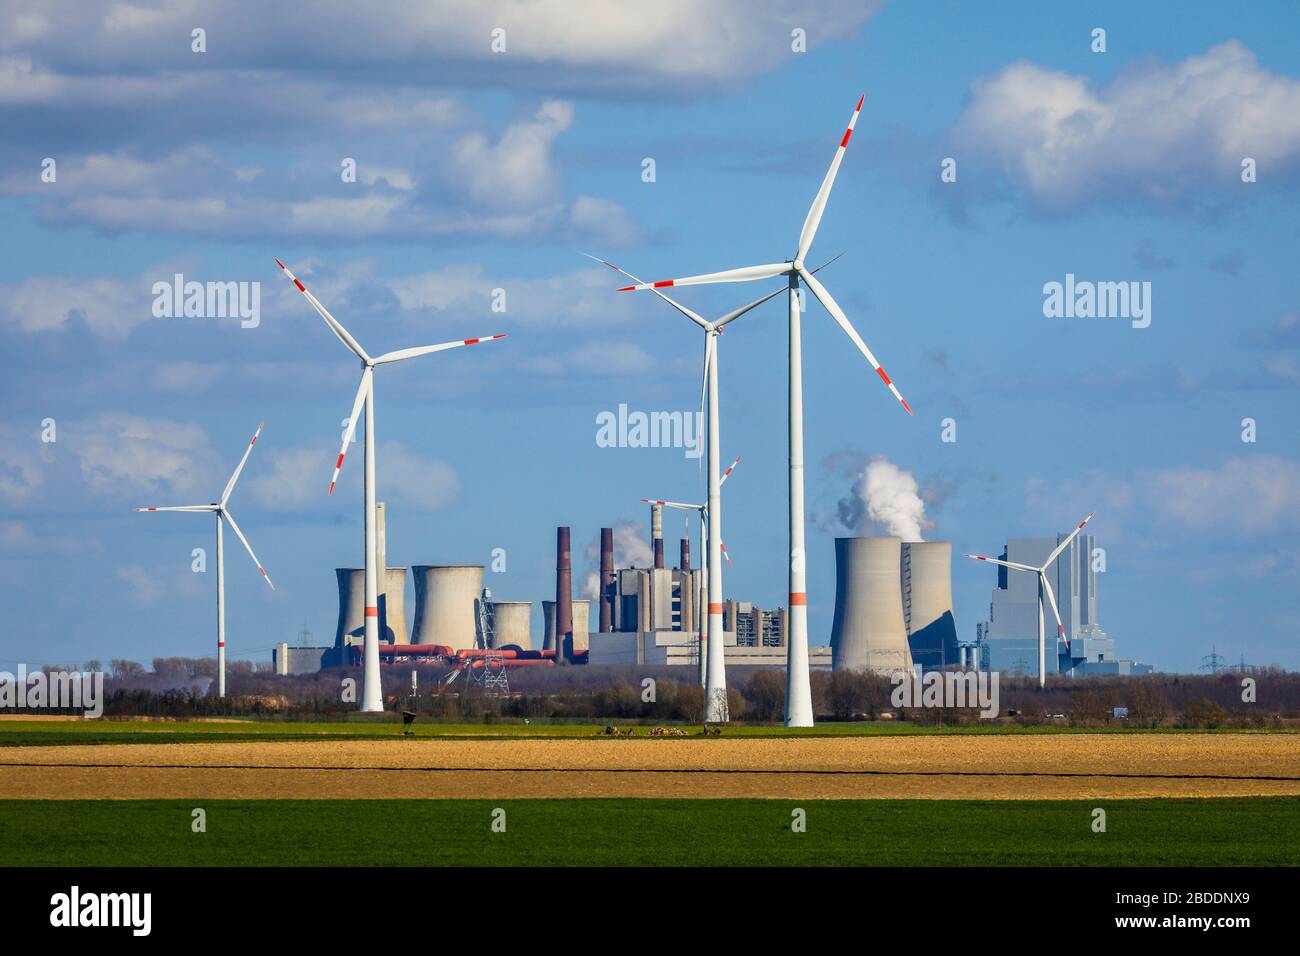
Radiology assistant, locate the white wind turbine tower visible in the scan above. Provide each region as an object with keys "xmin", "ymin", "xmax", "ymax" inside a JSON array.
[
  {"xmin": 134, "ymin": 422, "xmax": 274, "ymax": 698},
  {"xmin": 641, "ymin": 454, "xmax": 741, "ymax": 706},
  {"xmin": 619, "ymin": 95, "xmax": 911, "ymax": 726},
  {"xmin": 276, "ymin": 258, "xmax": 506, "ymax": 713},
  {"xmin": 963, "ymin": 512, "xmax": 1095, "ymax": 687}
]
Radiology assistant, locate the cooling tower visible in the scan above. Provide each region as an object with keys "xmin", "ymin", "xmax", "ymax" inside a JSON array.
[
  {"xmin": 490, "ymin": 601, "xmax": 532, "ymax": 650},
  {"xmin": 830, "ymin": 537, "xmax": 914, "ymax": 674},
  {"xmin": 571, "ymin": 599, "xmax": 590, "ymax": 654},
  {"xmin": 410, "ymin": 565, "xmax": 483, "ymax": 650},
  {"xmin": 901, "ymin": 542, "xmax": 959, "ymax": 669},
  {"xmin": 335, "ymin": 567, "xmax": 409, "ymax": 649}
]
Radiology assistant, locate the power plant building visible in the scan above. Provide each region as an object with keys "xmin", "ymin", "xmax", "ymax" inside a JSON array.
[{"xmin": 975, "ymin": 532, "xmax": 1151, "ymax": 676}]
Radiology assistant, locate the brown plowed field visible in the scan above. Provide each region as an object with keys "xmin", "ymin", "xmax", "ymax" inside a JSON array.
[{"xmin": 2, "ymin": 733, "xmax": 1297, "ymax": 800}]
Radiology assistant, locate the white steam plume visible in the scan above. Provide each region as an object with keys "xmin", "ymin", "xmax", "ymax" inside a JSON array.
[
  {"xmin": 582, "ymin": 521, "xmax": 656, "ymax": 597},
  {"xmin": 837, "ymin": 456, "xmax": 929, "ymax": 541}
]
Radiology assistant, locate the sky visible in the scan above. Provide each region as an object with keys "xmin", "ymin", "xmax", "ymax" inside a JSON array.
[{"xmin": 2, "ymin": 0, "xmax": 1298, "ymax": 674}]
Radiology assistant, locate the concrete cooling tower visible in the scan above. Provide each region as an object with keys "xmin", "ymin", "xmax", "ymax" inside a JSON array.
[
  {"xmin": 335, "ymin": 567, "xmax": 409, "ymax": 649},
  {"xmin": 543, "ymin": 598, "xmax": 590, "ymax": 659},
  {"xmin": 411, "ymin": 565, "xmax": 483, "ymax": 650},
  {"xmin": 830, "ymin": 537, "xmax": 914, "ymax": 675},
  {"xmin": 901, "ymin": 542, "xmax": 959, "ymax": 669},
  {"xmin": 571, "ymin": 599, "xmax": 590, "ymax": 654},
  {"xmin": 490, "ymin": 601, "xmax": 532, "ymax": 650}
]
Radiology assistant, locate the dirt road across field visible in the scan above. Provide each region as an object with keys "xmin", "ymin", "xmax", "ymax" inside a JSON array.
[{"xmin": 0, "ymin": 734, "xmax": 1296, "ymax": 800}]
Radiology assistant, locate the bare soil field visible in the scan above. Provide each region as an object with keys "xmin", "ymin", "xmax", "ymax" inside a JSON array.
[{"xmin": 0, "ymin": 733, "xmax": 1296, "ymax": 800}]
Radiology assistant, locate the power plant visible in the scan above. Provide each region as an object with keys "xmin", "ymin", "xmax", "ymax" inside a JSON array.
[{"xmin": 830, "ymin": 537, "xmax": 915, "ymax": 675}]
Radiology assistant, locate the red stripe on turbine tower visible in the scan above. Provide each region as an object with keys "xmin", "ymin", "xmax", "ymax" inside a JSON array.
[{"xmin": 789, "ymin": 592, "xmax": 807, "ymax": 606}]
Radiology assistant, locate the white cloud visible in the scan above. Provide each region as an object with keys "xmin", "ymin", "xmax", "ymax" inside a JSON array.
[
  {"xmin": 4, "ymin": 107, "xmax": 636, "ymax": 244},
  {"xmin": 248, "ymin": 440, "xmax": 459, "ymax": 513},
  {"xmin": 953, "ymin": 42, "xmax": 1300, "ymax": 206},
  {"xmin": 449, "ymin": 100, "xmax": 573, "ymax": 209},
  {"xmin": 75, "ymin": 413, "xmax": 220, "ymax": 500},
  {"xmin": 1026, "ymin": 455, "xmax": 1300, "ymax": 539},
  {"xmin": 0, "ymin": 2, "xmax": 879, "ymax": 90}
]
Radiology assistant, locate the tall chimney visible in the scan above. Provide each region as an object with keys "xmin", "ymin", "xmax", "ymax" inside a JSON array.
[
  {"xmin": 555, "ymin": 526, "xmax": 572, "ymax": 664},
  {"xmin": 679, "ymin": 537, "xmax": 691, "ymax": 572},
  {"xmin": 651, "ymin": 503, "xmax": 664, "ymax": 569},
  {"xmin": 599, "ymin": 527, "xmax": 614, "ymax": 632}
]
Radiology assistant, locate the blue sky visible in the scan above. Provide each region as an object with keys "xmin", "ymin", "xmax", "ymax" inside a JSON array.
[{"xmin": 2, "ymin": 1, "xmax": 1298, "ymax": 673}]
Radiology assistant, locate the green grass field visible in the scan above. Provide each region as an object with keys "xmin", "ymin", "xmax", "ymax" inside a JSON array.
[
  {"xmin": 2, "ymin": 797, "xmax": 1295, "ymax": 866},
  {"xmin": 0, "ymin": 718, "xmax": 1288, "ymax": 748}
]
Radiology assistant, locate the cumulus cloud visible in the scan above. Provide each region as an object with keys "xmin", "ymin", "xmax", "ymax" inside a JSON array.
[
  {"xmin": 75, "ymin": 414, "xmax": 220, "ymax": 500},
  {"xmin": 952, "ymin": 42, "xmax": 1300, "ymax": 207},
  {"xmin": 1027, "ymin": 456, "xmax": 1300, "ymax": 539},
  {"xmin": 3, "ymin": 104, "xmax": 635, "ymax": 244},
  {"xmin": 0, "ymin": 2, "xmax": 879, "ymax": 94}
]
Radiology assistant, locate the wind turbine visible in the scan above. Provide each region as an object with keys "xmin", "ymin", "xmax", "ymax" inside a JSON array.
[
  {"xmin": 618, "ymin": 94, "xmax": 911, "ymax": 726},
  {"xmin": 963, "ymin": 512, "xmax": 1095, "ymax": 687},
  {"xmin": 134, "ymin": 422, "xmax": 274, "ymax": 698},
  {"xmin": 275, "ymin": 258, "xmax": 505, "ymax": 713},
  {"xmin": 641, "ymin": 454, "xmax": 741, "ymax": 704}
]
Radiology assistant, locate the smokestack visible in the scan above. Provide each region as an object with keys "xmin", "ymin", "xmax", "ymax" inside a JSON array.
[
  {"xmin": 680, "ymin": 537, "xmax": 691, "ymax": 572},
  {"xmin": 599, "ymin": 527, "xmax": 614, "ymax": 632},
  {"xmin": 556, "ymin": 526, "xmax": 572, "ymax": 665},
  {"xmin": 651, "ymin": 504, "xmax": 664, "ymax": 569}
]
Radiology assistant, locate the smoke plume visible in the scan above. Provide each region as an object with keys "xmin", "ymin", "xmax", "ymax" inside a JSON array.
[
  {"xmin": 836, "ymin": 455, "xmax": 930, "ymax": 541},
  {"xmin": 582, "ymin": 521, "xmax": 655, "ymax": 597}
]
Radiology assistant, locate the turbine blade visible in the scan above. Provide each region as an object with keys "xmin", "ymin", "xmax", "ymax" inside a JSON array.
[
  {"xmin": 721, "ymin": 540, "xmax": 732, "ymax": 565},
  {"xmin": 617, "ymin": 262, "xmax": 791, "ymax": 292},
  {"xmin": 275, "ymin": 258, "xmax": 370, "ymax": 362},
  {"xmin": 639, "ymin": 498, "xmax": 701, "ymax": 511},
  {"xmin": 222, "ymin": 510, "xmax": 275, "ymax": 590},
  {"xmin": 1043, "ymin": 512, "xmax": 1096, "ymax": 569},
  {"xmin": 372, "ymin": 334, "xmax": 506, "ymax": 365},
  {"xmin": 799, "ymin": 265, "xmax": 912, "ymax": 415},
  {"xmin": 589, "ymin": 254, "xmax": 714, "ymax": 331},
  {"xmin": 796, "ymin": 94, "xmax": 865, "ymax": 263},
  {"xmin": 134, "ymin": 505, "xmax": 216, "ymax": 512},
  {"xmin": 719, "ymin": 455, "xmax": 742, "ymax": 486},
  {"xmin": 220, "ymin": 421, "xmax": 264, "ymax": 506},
  {"xmin": 331, "ymin": 368, "xmax": 371, "ymax": 495},
  {"xmin": 963, "ymin": 553, "xmax": 1038, "ymax": 573},
  {"xmin": 1041, "ymin": 573, "xmax": 1069, "ymax": 650},
  {"xmin": 714, "ymin": 286, "xmax": 785, "ymax": 329}
]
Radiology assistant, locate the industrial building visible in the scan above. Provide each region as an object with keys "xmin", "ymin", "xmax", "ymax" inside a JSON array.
[
  {"xmin": 974, "ymin": 531, "xmax": 1151, "ymax": 677},
  {"xmin": 275, "ymin": 502, "xmax": 833, "ymax": 678},
  {"xmin": 585, "ymin": 511, "xmax": 831, "ymax": 670}
]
